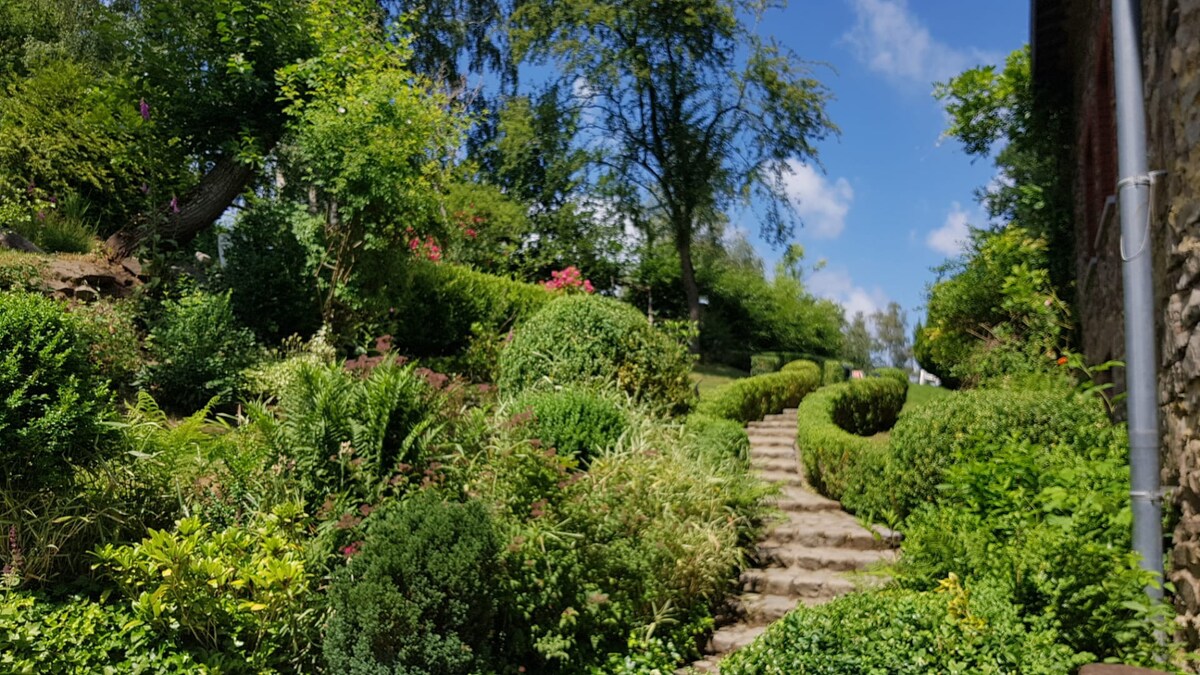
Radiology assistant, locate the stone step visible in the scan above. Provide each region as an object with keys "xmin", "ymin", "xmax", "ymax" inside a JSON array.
[
  {"xmin": 746, "ymin": 422, "xmax": 794, "ymax": 433},
  {"xmin": 767, "ymin": 487, "xmax": 841, "ymax": 513},
  {"xmin": 747, "ymin": 434, "xmax": 795, "ymax": 447},
  {"xmin": 749, "ymin": 445, "xmax": 794, "ymax": 459},
  {"xmin": 740, "ymin": 567, "xmax": 856, "ymax": 600},
  {"xmin": 733, "ymin": 592, "xmax": 811, "ymax": 626},
  {"xmin": 753, "ymin": 469, "xmax": 804, "ymax": 487},
  {"xmin": 707, "ymin": 623, "xmax": 768, "ymax": 654},
  {"xmin": 762, "ymin": 513, "xmax": 889, "ymax": 550},
  {"xmin": 757, "ymin": 543, "xmax": 896, "ymax": 571},
  {"xmin": 677, "ymin": 658, "xmax": 720, "ymax": 674},
  {"xmin": 751, "ymin": 456, "xmax": 799, "ymax": 473}
]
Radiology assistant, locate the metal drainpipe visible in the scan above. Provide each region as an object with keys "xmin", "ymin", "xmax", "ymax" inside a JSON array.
[{"xmin": 1111, "ymin": 0, "xmax": 1164, "ymax": 601}]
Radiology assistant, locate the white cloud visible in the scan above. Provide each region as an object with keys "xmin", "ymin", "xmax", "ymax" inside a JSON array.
[
  {"xmin": 807, "ymin": 266, "xmax": 889, "ymax": 319},
  {"xmin": 842, "ymin": 0, "xmax": 998, "ymax": 90},
  {"xmin": 926, "ymin": 202, "xmax": 973, "ymax": 256},
  {"xmin": 784, "ymin": 160, "xmax": 854, "ymax": 239}
]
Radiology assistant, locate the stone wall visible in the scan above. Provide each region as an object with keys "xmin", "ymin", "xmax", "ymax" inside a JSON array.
[{"xmin": 1142, "ymin": 0, "xmax": 1200, "ymax": 640}]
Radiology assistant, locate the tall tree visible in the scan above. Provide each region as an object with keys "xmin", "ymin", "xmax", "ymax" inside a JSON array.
[
  {"xmin": 843, "ymin": 311, "xmax": 873, "ymax": 370},
  {"xmin": 871, "ymin": 301, "xmax": 911, "ymax": 368},
  {"xmin": 512, "ymin": 0, "xmax": 835, "ymax": 341}
]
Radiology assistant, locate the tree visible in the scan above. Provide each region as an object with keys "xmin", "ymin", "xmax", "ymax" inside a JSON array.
[
  {"xmin": 935, "ymin": 46, "xmax": 1072, "ymax": 303},
  {"xmin": 843, "ymin": 311, "xmax": 873, "ymax": 370},
  {"xmin": 512, "ymin": 0, "xmax": 836, "ymax": 342},
  {"xmin": 871, "ymin": 301, "xmax": 910, "ymax": 368}
]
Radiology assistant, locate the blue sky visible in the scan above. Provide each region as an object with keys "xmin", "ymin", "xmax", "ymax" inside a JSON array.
[{"xmin": 740, "ymin": 0, "xmax": 1029, "ymax": 327}]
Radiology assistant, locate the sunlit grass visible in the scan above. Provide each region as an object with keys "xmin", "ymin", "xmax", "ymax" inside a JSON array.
[
  {"xmin": 692, "ymin": 362, "xmax": 749, "ymax": 398},
  {"xmin": 902, "ymin": 383, "xmax": 951, "ymax": 414}
]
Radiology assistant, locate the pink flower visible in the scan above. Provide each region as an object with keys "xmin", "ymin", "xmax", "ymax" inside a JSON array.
[
  {"xmin": 341, "ymin": 541, "xmax": 363, "ymax": 558},
  {"xmin": 139, "ymin": 98, "xmax": 150, "ymax": 121},
  {"xmin": 169, "ymin": 196, "xmax": 180, "ymax": 213},
  {"xmin": 465, "ymin": 228, "xmax": 477, "ymax": 238},
  {"xmin": 582, "ymin": 280, "xmax": 595, "ymax": 293}
]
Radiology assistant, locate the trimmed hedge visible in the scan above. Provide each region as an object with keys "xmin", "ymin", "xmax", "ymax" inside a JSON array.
[
  {"xmin": 822, "ymin": 360, "xmax": 847, "ymax": 385},
  {"xmin": 796, "ymin": 383, "xmax": 894, "ymax": 515},
  {"xmin": 497, "ymin": 295, "xmax": 695, "ymax": 412},
  {"xmin": 386, "ymin": 261, "xmax": 552, "ymax": 357},
  {"xmin": 874, "ymin": 367, "xmax": 910, "ymax": 387},
  {"xmin": 698, "ymin": 361, "xmax": 820, "ymax": 424},
  {"xmin": 886, "ymin": 385, "xmax": 1112, "ymax": 517},
  {"xmin": 831, "ymin": 377, "xmax": 907, "ymax": 436},
  {"xmin": 750, "ymin": 351, "xmax": 827, "ymax": 376}
]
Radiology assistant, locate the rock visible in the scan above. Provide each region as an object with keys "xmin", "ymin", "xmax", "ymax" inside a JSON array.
[
  {"xmin": 120, "ymin": 256, "xmax": 144, "ymax": 278},
  {"xmin": 0, "ymin": 230, "xmax": 42, "ymax": 253}
]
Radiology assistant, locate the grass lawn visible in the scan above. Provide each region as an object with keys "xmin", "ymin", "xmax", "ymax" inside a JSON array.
[
  {"xmin": 902, "ymin": 383, "xmax": 951, "ymax": 414},
  {"xmin": 692, "ymin": 363, "xmax": 749, "ymax": 398}
]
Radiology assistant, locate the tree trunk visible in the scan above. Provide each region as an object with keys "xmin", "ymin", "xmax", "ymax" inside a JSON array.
[
  {"xmin": 105, "ymin": 157, "xmax": 256, "ymax": 260},
  {"xmin": 676, "ymin": 233, "xmax": 702, "ymax": 353}
]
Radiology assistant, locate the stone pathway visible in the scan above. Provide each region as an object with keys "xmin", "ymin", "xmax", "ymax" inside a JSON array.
[{"xmin": 681, "ymin": 409, "xmax": 899, "ymax": 673}]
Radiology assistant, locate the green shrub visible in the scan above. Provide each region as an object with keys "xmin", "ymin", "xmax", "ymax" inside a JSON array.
[
  {"xmin": 94, "ymin": 504, "xmax": 318, "ymax": 672},
  {"xmin": 222, "ymin": 200, "xmax": 322, "ymax": 344},
  {"xmin": 68, "ymin": 299, "xmax": 142, "ymax": 392},
  {"xmin": 254, "ymin": 356, "xmax": 441, "ymax": 508},
  {"xmin": 323, "ymin": 492, "xmax": 503, "ymax": 674},
  {"xmin": 887, "ymin": 384, "xmax": 1111, "ymax": 517},
  {"xmin": 894, "ymin": 433, "xmax": 1173, "ymax": 664},
  {"xmin": 383, "ymin": 260, "xmax": 551, "ymax": 358},
  {"xmin": 511, "ymin": 387, "xmax": 628, "ymax": 465},
  {"xmin": 795, "ymin": 384, "xmax": 891, "ymax": 515},
  {"xmin": 830, "ymin": 377, "xmax": 906, "ymax": 436},
  {"xmin": 0, "ymin": 593, "xmax": 202, "ymax": 673},
  {"xmin": 874, "ymin": 366, "xmax": 910, "ymax": 387},
  {"xmin": 750, "ymin": 351, "xmax": 821, "ymax": 376},
  {"xmin": 0, "ymin": 291, "xmax": 113, "ymax": 488},
  {"xmin": 822, "ymin": 359, "xmax": 848, "ymax": 384},
  {"xmin": 685, "ymin": 414, "xmax": 751, "ymax": 462},
  {"xmin": 139, "ymin": 290, "xmax": 259, "ymax": 413},
  {"xmin": 720, "ymin": 582, "xmax": 1084, "ymax": 675},
  {"xmin": 698, "ymin": 361, "xmax": 820, "ymax": 424},
  {"xmin": 497, "ymin": 295, "xmax": 695, "ymax": 412}
]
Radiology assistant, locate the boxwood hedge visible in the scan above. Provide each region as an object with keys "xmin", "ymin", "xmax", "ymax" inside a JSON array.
[{"xmin": 697, "ymin": 361, "xmax": 820, "ymax": 423}]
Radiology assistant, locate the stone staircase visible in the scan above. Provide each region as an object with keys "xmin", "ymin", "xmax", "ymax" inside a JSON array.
[{"xmin": 681, "ymin": 409, "xmax": 899, "ymax": 673}]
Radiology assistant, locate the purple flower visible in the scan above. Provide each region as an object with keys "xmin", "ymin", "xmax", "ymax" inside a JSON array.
[
  {"xmin": 140, "ymin": 183, "xmax": 150, "ymax": 194},
  {"xmin": 139, "ymin": 98, "xmax": 150, "ymax": 121},
  {"xmin": 169, "ymin": 196, "xmax": 179, "ymax": 213}
]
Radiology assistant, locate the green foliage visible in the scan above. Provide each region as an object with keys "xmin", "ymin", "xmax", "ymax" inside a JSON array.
[
  {"xmin": 795, "ymin": 382, "xmax": 894, "ymax": 515},
  {"xmin": 915, "ymin": 218, "xmax": 1068, "ymax": 389},
  {"xmin": 469, "ymin": 408, "xmax": 765, "ymax": 671},
  {"xmin": 874, "ymin": 367, "xmax": 910, "ymax": 388},
  {"xmin": 221, "ymin": 199, "xmax": 322, "ymax": 343},
  {"xmin": 0, "ymin": 592, "xmax": 203, "ymax": 673},
  {"xmin": 751, "ymin": 351, "xmax": 823, "ymax": 376},
  {"xmin": 139, "ymin": 290, "xmax": 259, "ymax": 413},
  {"xmin": 4, "ymin": 193, "xmax": 97, "ymax": 253},
  {"xmin": 697, "ymin": 361, "xmax": 821, "ymax": 424},
  {"xmin": 842, "ymin": 310, "xmax": 873, "ymax": 369},
  {"xmin": 511, "ymin": 387, "xmax": 628, "ymax": 465},
  {"xmin": 887, "ymin": 384, "xmax": 1111, "ymax": 517},
  {"xmin": 823, "ymin": 359, "xmax": 848, "ymax": 384},
  {"xmin": 498, "ymin": 294, "xmax": 696, "ymax": 412},
  {"xmin": 254, "ymin": 356, "xmax": 443, "ymax": 508},
  {"xmin": 720, "ymin": 582, "xmax": 1085, "ymax": 674},
  {"xmin": 67, "ymin": 299, "xmax": 142, "ymax": 392},
  {"xmin": 684, "ymin": 414, "xmax": 751, "ymax": 462},
  {"xmin": 0, "ymin": 291, "xmax": 113, "ymax": 488},
  {"xmin": 935, "ymin": 46, "xmax": 1073, "ymax": 303},
  {"xmin": 323, "ymin": 492, "xmax": 503, "ymax": 674},
  {"xmin": 94, "ymin": 504, "xmax": 318, "ymax": 672},
  {"xmin": 382, "ymin": 260, "xmax": 551, "ymax": 362}
]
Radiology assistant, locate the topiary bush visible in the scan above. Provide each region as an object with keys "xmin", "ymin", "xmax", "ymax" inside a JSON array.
[
  {"xmin": 822, "ymin": 359, "xmax": 848, "ymax": 384},
  {"xmin": 323, "ymin": 492, "xmax": 503, "ymax": 674},
  {"xmin": 383, "ymin": 260, "xmax": 552, "ymax": 358},
  {"xmin": 750, "ymin": 351, "xmax": 818, "ymax": 376},
  {"xmin": 697, "ymin": 361, "xmax": 820, "ymax": 424},
  {"xmin": 829, "ymin": 377, "xmax": 907, "ymax": 436},
  {"xmin": 719, "ymin": 582, "xmax": 1084, "ymax": 675},
  {"xmin": 511, "ymin": 387, "xmax": 628, "ymax": 466},
  {"xmin": 0, "ymin": 291, "xmax": 113, "ymax": 488},
  {"xmin": 795, "ymin": 383, "xmax": 893, "ymax": 515},
  {"xmin": 873, "ymin": 367, "xmax": 910, "ymax": 388},
  {"xmin": 887, "ymin": 384, "xmax": 1111, "ymax": 517},
  {"xmin": 139, "ymin": 290, "xmax": 259, "ymax": 413},
  {"xmin": 497, "ymin": 294, "xmax": 695, "ymax": 412}
]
